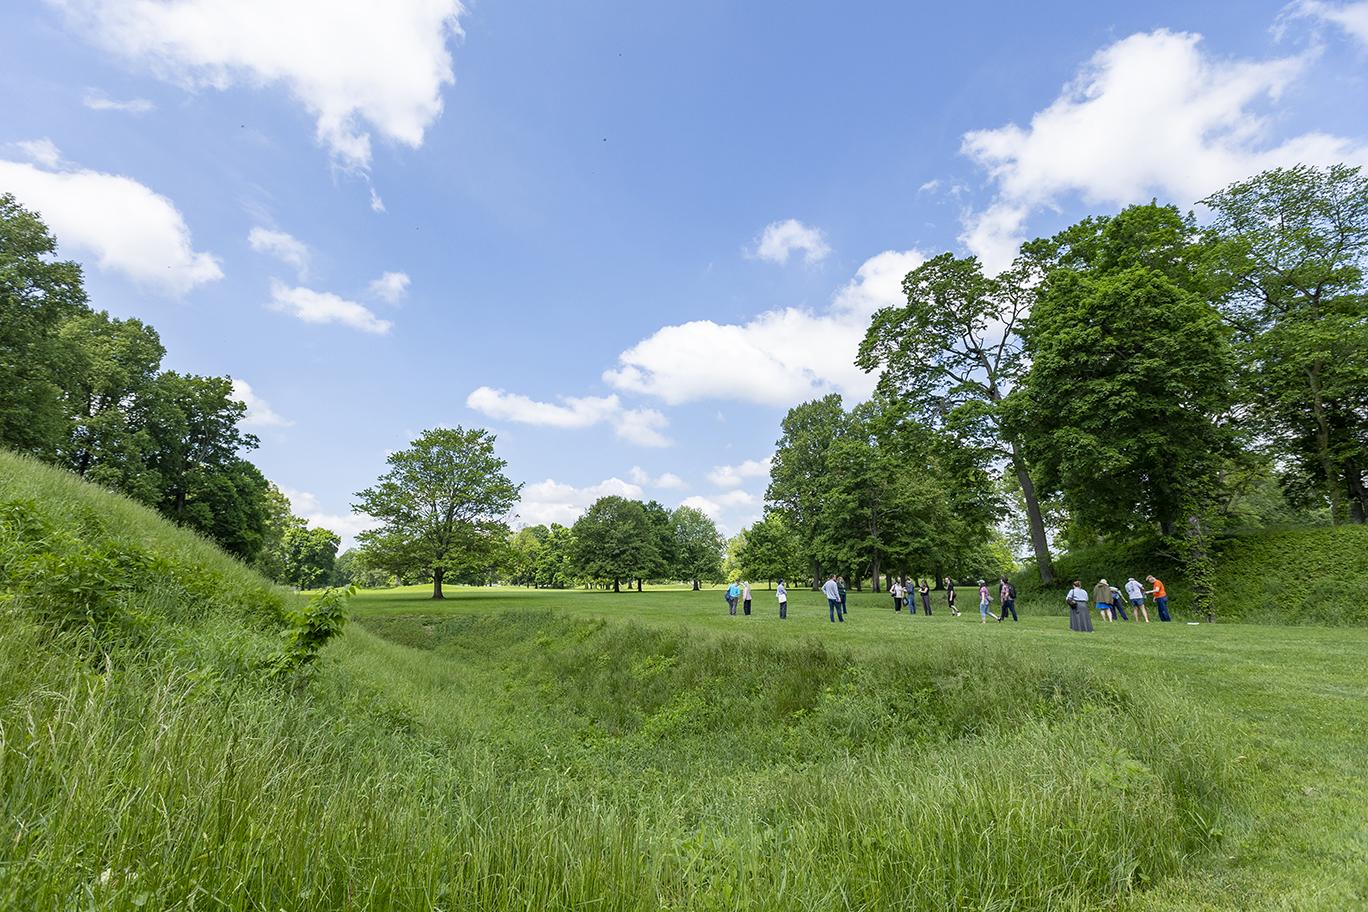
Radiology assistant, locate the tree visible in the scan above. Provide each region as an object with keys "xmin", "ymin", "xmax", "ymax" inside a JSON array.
[
  {"xmin": 179, "ymin": 457, "xmax": 273, "ymax": 560},
  {"xmin": 0, "ymin": 194, "xmax": 87, "ymax": 457},
  {"xmin": 507, "ymin": 525, "xmax": 549, "ymax": 586},
  {"xmin": 253, "ymin": 483, "xmax": 299, "ymax": 583},
  {"xmin": 353, "ymin": 427, "xmax": 520, "ymax": 599},
  {"xmin": 641, "ymin": 500, "xmax": 676, "ymax": 589},
  {"xmin": 670, "ymin": 505, "xmax": 724, "ymax": 589},
  {"xmin": 858, "ymin": 254, "xmax": 1057, "ymax": 583},
  {"xmin": 143, "ymin": 372, "xmax": 259, "ymax": 520},
  {"xmin": 570, "ymin": 496, "xmax": 659, "ymax": 592},
  {"xmin": 1202, "ymin": 164, "xmax": 1368, "ymax": 522},
  {"xmin": 282, "ymin": 525, "xmax": 342, "ymax": 589},
  {"xmin": 767, "ymin": 394, "xmax": 851, "ymax": 587},
  {"xmin": 56, "ymin": 310, "xmax": 165, "ymax": 488},
  {"xmin": 734, "ymin": 513, "xmax": 802, "ymax": 587},
  {"xmin": 533, "ymin": 524, "xmax": 576, "ymax": 589}
]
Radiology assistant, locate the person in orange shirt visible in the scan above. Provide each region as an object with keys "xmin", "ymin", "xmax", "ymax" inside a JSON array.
[{"xmin": 1146, "ymin": 575, "xmax": 1171, "ymax": 622}]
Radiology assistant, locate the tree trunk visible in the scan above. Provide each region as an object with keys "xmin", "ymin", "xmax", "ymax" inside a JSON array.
[
  {"xmin": 636, "ymin": 578, "xmax": 643, "ymax": 591},
  {"xmin": 692, "ymin": 579, "xmax": 700, "ymax": 591},
  {"xmin": 811, "ymin": 559, "xmax": 821, "ymax": 591},
  {"xmin": 1010, "ymin": 443, "xmax": 1055, "ymax": 584},
  {"xmin": 1307, "ymin": 362, "xmax": 1344, "ymax": 523},
  {"xmin": 870, "ymin": 551, "xmax": 881, "ymax": 594},
  {"xmin": 432, "ymin": 567, "xmax": 445, "ymax": 600},
  {"xmin": 613, "ymin": 577, "xmax": 620, "ymax": 593},
  {"xmin": 1345, "ymin": 460, "xmax": 1367, "ymax": 524}
]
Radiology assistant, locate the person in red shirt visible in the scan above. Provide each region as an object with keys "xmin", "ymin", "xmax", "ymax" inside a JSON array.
[{"xmin": 1146, "ymin": 575, "xmax": 1171, "ymax": 622}]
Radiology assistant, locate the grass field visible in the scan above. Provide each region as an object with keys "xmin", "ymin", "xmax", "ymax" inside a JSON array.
[
  {"xmin": 336, "ymin": 583, "xmax": 1368, "ymax": 910},
  {"xmin": 4, "ymin": 450, "xmax": 1367, "ymax": 910}
]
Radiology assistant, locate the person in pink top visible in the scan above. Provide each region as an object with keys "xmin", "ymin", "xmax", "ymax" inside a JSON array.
[{"xmin": 978, "ymin": 579, "xmax": 991, "ymax": 624}]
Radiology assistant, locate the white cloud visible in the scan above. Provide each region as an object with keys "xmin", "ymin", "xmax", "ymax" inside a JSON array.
[
  {"xmin": 11, "ymin": 138, "xmax": 63, "ymax": 168},
  {"xmin": 466, "ymin": 387, "xmax": 671, "ymax": 448},
  {"xmin": 917, "ymin": 179, "xmax": 941, "ymax": 193},
  {"xmin": 268, "ymin": 279, "xmax": 392, "ymax": 334},
  {"xmin": 368, "ymin": 270, "xmax": 410, "ymax": 304},
  {"xmin": 959, "ymin": 28, "xmax": 1368, "ymax": 271},
  {"xmin": 248, "ymin": 227, "xmax": 309, "ymax": 277},
  {"xmin": 369, "ymin": 186, "xmax": 386, "ymax": 212},
  {"xmin": 750, "ymin": 218, "xmax": 831, "ymax": 265},
  {"xmin": 0, "ymin": 149, "xmax": 222, "ymax": 294},
  {"xmin": 707, "ymin": 456, "xmax": 772, "ymax": 488},
  {"xmin": 231, "ymin": 378, "xmax": 293, "ymax": 429},
  {"xmin": 54, "ymin": 0, "xmax": 467, "ymax": 170},
  {"xmin": 679, "ymin": 491, "xmax": 762, "ymax": 533},
  {"xmin": 656, "ymin": 472, "xmax": 685, "ymax": 489},
  {"xmin": 604, "ymin": 248, "xmax": 924, "ymax": 407},
  {"xmin": 1289, "ymin": 1, "xmax": 1368, "ymax": 47},
  {"xmin": 515, "ymin": 476, "xmax": 644, "ymax": 527},
  {"xmin": 280, "ymin": 487, "xmax": 377, "ymax": 550},
  {"xmin": 82, "ymin": 89, "xmax": 155, "ymax": 113}
]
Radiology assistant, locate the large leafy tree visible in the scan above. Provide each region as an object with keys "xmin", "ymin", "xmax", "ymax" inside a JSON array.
[
  {"xmin": 1202, "ymin": 164, "xmax": 1368, "ymax": 522},
  {"xmin": 179, "ymin": 456, "xmax": 273, "ymax": 561},
  {"xmin": 0, "ymin": 194, "xmax": 87, "ymax": 456},
  {"xmin": 734, "ymin": 512, "xmax": 802, "ymax": 588},
  {"xmin": 858, "ymin": 254, "xmax": 1057, "ymax": 582},
  {"xmin": 569, "ymin": 496, "xmax": 659, "ymax": 592},
  {"xmin": 282, "ymin": 525, "xmax": 342, "ymax": 589},
  {"xmin": 507, "ymin": 525, "xmax": 549, "ymax": 586},
  {"xmin": 670, "ymin": 505, "xmax": 725, "ymax": 590},
  {"xmin": 641, "ymin": 500, "xmax": 676, "ymax": 588},
  {"xmin": 354, "ymin": 427, "xmax": 520, "ymax": 599},
  {"xmin": 766, "ymin": 394, "xmax": 851, "ymax": 587},
  {"xmin": 534, "ymin": 524, "xmax": 576, "ymax": 589}
]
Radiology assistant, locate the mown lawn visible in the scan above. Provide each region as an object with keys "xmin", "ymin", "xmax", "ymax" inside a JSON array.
[{"xmin": 344, "ymin": 583, "xmax": 1368, "ymax": 910}]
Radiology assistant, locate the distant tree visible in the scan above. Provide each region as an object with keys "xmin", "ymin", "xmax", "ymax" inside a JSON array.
[
  {"xmin": 735, "ymin": 513, "xmax": 802, "ymax": 587},
  {"xmin": 0, "ymin": 194, "xmax": 87, "ymax": 457},
  {"xmin": 252, "ymin": 483, "xmax": 299, "ymax": 583},
  {"xmin": 570, "ymin": 496, "xmax": 659, "ymax": 592},
  {"xmin": 670, "ymin": 505, "xmax": 724, "ymax": 589},
  {"xmin": 858, "ymin": 254, "xmax": 1057, "ymax": 583},
  {"xmin": 178, "ymin": 456, "xmax": 272, "ymax": 561},
  {"xmin": 507, "ymin": 525, "xmax": 549, "ymax": 586},
  {"xmin": 282, "ymin": 525, "xmax": 342, "ymax": 589},
  {"xmin": 767, "ymin": 394, "xmax": 851, "ymax": 587},
  {"xmin": 641, "ymin": 500, "xmax": 676, "ymax": 588},
  {"xmin": 721, "ymin": 528, "xmax": 747, "ymax": 584},
  {"xmin": 1202, "ymin": 164, "xmax": 1368, "ymax": 523},
  {"xmin": 533, "ymin": 524, "xmax": 576, "ymax": 588},
  {"xmin": 353, "ymin": 427, "xmax": 520, "ymax": 599}
]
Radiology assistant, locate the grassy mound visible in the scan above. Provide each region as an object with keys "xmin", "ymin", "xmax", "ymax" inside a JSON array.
[
  {"xmin": 1013, "ymin": 525, "xmax": 1368, "ymax": 624},
  {"xmin": 1, "ymin": 451, "xmax": 1242, "ymax": 910}
]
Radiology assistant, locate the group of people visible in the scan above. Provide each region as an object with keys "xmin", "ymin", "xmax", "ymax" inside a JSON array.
[
  {"xmin": 724, "ymin": 572, "xmax": 1173, "ymax": 630},
  {"xmin": 1063, "ymin": 575, "xmax": 1171, "ymax": 632}
]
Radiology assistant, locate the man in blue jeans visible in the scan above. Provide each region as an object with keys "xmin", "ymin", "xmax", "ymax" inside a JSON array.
[{"xmin": 822, "ymin": 575, "xmax": 845, "ymax": 622}]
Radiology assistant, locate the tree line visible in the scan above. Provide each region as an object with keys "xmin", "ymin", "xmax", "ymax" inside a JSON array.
[{"xmin": 1, "ymin": 194, "xmax": 343, "ymax": 590}]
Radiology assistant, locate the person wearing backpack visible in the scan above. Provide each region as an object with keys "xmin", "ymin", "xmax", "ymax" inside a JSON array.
[
  {"xmin": 726, "ymin": 580, "xmax": 740, "ymax": 616},
  {"xmin": 998, "ymin": 577, "xmax": 1018, "ymax": 622},
  {"xmin": 890, "ymin": 579, "xmax": 905, "ymax": 612}
]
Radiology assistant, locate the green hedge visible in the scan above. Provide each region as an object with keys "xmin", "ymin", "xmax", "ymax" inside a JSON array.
[{"xmin": 1013, "ymin": 525, "xmax": 1368, "ymax": 625}]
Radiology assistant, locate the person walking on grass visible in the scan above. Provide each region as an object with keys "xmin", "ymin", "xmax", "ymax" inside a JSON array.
[
  {"xmin": 1109, "ymin": 584, "xmax": 1130, "ymax": 621},
  {"xmin": 1125, "ymin": 576, "xmax": 1150, "ymax": 623},
  {"xmin": 944, "ymin": 577, "xmax": 960, "ymax": 616},
  {"xmin": 891, "ymin": 579, "xmax": 905, "ymax": 612},
  {"xmin": 1094, "ymin": 579, "xmax": 1114, "ymax": 622},
  {"xmin": 919, "ymin": 579, "xmax": 932, "ymax": 615},
  {"xmin": 998, "ymin": 576, "xmax": 1018, "ymax": 622},
  {"xmin": 726, "ymin": 580, "xmax": 740, "ymax": 616},
  {"xmin": 1066, "ymin": 580, "xmax": 1094, "ymax": 632},
  {"xmin": 742, "ymin": 580, "xmax": 752, "ymax": 616},
  {"xmin": 822, "ymin": 574, "xmax": 845, "ymax": 623},
  {"xmin": 978, "ymin": 579, "xmax": 992, "ymax": 623},
  {"xmin": 837, "ymin": 576, "xmax": 848, "ymax": 614},
  {"xmin": 777, "ymin": 578, "xmax": 788, "ymax": 619},
  {"xmin": 1146, "ymin": 575, "xmax": 1171, "ymax": 622}
]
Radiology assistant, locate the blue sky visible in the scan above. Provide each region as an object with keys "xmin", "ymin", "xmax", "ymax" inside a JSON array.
[{"xmin": 3, "ymin": 1, "xmax": 1367, "ymax": 544}]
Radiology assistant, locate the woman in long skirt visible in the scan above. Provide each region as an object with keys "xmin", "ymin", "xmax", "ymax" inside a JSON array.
[{"xmin": 1066, "ymin": 579, "xmax": 1094, "ymax": 632}]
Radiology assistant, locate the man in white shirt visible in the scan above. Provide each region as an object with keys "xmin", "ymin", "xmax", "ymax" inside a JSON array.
[
  {"xmin": 822, "ymin": 575, "xmax": 844, "ymax": 623},
  {"xmin": 1125, "ymin": 577, "xmax": 1150, "ymax": 623},
  {"xmin": 776, "ymin": 579, "xmax": 788, "ymax": 620}
]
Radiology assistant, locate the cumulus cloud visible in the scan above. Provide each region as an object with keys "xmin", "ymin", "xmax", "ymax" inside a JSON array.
[
  {"xmin": 629, "ymin": 466, "xmax": 686, "ymax": 489},
  {"xmin": 679, "ymin": 490, "xmax": 762, "ymax": 532},
  {"xmin": 1287, "ymin": 1, "xmax": 1368, "ymax": 46},
  {"xmin": 82, "ymin": 89, "xmax": 155, "ymax": 113},
  {"xmin": 959, "ymin": 28, "xmax": 1368, "ymax": 271},
  {"xmin": 268, "ymin": 279, "xmax": 392, "ymax": 334},
  {"xmin": 281, "ymin": 487, "xmax": 376, "ymax": 549},
  {"xmin": 917, "ymin": 179, "xmax": 941, "ymax": 193},
  {"xmin": 368, "ymin": 270, "xmax": 410, "ymax": 304},
  {"xmin": 750, "ymin": 218, "xmax": 831, "ymax": 265},
  {"xmin": 603, "ymin": 248, "xmax": 924, "ymax": 407},
  {"xmin": 0, "ymin": 147, "xmax": 222, "ymax": 294},
  {"xmin": 247, "ymin": 227, "xmax": 309, "ymax": 277},
  {"xmin": 231, "ymin": 378, "xmax": 292, "ymax": 429},
  {"xmin": 53, "ymin": 0, "xmax": 466, "ymax": 170},
  {"xmin": 11, "ymin": 138, "xmax": 63, "ymax": 168},
  {"xmin": 466, "ymin": 387, "xmax": 671, "ymax": 447},
  {"xmin": 515, "ymin": 476, "xmax": 644, "ymax": 527},
  {"xmin": 707, "ymin": 456, "xmax": 772, "ymax": 489}
]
